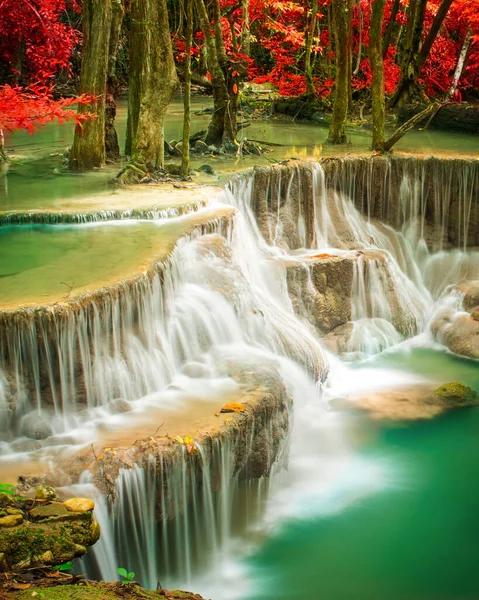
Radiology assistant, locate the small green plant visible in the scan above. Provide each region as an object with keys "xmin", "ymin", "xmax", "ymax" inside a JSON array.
[
  {"xmin": 117, "ymin": 567, "xmax": 135, "ymax": 585},
  {"xmin": 54, "ymin": 561, "xmax": 73, "ymax": 572},
  {"xmin": 0, "ymin": 483, "xmax": 16, "ymax": 495}
]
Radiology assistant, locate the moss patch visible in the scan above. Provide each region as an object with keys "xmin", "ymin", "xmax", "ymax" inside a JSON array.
[
  {"xmin": 9, "ymin": 582, "xmax": 205, "ymax": 600},
  {"xmin": 428, "ymin": 382, "xmax": 478, "ymax": 406}
]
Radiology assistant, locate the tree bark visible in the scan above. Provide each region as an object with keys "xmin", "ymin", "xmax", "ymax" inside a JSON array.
[
  {"xmin": 126, "ymin": 0, "xmax": 178, "ymax": 171},
  {"xmin": 69, "ymin": 0, "xmax": 112, "ymax": 170},
  {"xmin": 326, "ymin": 0, "xmax": 350, "ymax": 144},
  {"xmin": 181, "ymin": 0, "xmax": 193, "ymax": 179},
  {"xmin": 305, "ymin": 0, "xmax": 319, "ymax": 96},
  {"xmin": 370, "ymin": 0, "xmax": 387, "ymax": 150}
]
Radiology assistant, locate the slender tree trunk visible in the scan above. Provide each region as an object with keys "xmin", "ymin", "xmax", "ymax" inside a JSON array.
[
  {"xmin": 417, "ymin": 0, "xmax": 455, "ymax": 70},
  {"xmin": 347, "ymin": 2, "xmax": 353, "ymax": 109},
  {"xmin": 181, "ymin": 0, "xmax": 193, "ymax": 179},
  {"xmin": 305, "ymin": 0, "xmax": 319, "ymax": 96},
  {"xmin": 370, "ymin": 0, "xmax": 387, "ymax": 150},
  {"xmin": 105, "ymin": 0, "xmax": 125, "ymax": 161},
  {"xmin": 0, "ymin": 129, "xmax": 6, "ymax": 165},
  {"xmin": 126, "ymin": 0, "xmax": 178, "ymax": 172},
  {"xmin": 326, "ymin": 0, "xmax": 350, "ymax": 144},
  {"xmin": 353, "ymin": 0, "xmax": 363, "ymax": 76},
  {"xmin": 447, "ymin": 29, "xmax": 473, "ymax": 98},
  {"xmin": 382, "ymin": 102, "xmax": 441, "ymax": 151},
  {"xmin": 382, "ymin": 0, "xmax": 400, "ymax": 58},
  {"xmin": 241, "ymin": 0, "xmax": 251, "ymax": 56},
  {"xmin": 390, "ymin": 0, "xmax": 453, "ymax": 107},
  {"xmin": 195, "ymin": 0, "xmax": 233, "ymax": 148},
  {"xmin": 70, "ymin": 0, "xmax": 112, "ymax": 170}
]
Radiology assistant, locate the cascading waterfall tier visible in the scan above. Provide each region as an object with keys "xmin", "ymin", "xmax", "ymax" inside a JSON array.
[
  {"xmin": 0, "ymin": 200, "xmax": 208, "ymax": 226},
  {"xmin": 241, "ymin": 157, "xmax": 478, "ymax": 358},
  {"xmin": 0, "ymin": 212, "xmax": 233, "ymax": 436}
]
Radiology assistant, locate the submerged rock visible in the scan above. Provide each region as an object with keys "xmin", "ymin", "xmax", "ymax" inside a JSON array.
[
  {"xmin": 197, "ymin": 164, "xmax": 216, "ymax": 175},
  {"xmin": 332, "ymin": 382, "xmax": 478, "ymax": 421},
  {"xmin": 19, "ymin": 411, "xmax": 53, "ymax": 440},
  {"xmin": 427, "ymin": 382, "xmax": 478, "ymax": 406},
  {"xmin": 108, "ymin": 398, "xmax": 132, "ymax": 414}
]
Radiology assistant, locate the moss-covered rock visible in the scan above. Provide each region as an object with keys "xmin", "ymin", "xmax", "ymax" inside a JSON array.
[
  {"xmin": 0, "ymin": 488, "xmax": 100, "ymax": 572},
  {"xmin": 427, "ymin": 382, "xmax": 478, "ymax": 406}
]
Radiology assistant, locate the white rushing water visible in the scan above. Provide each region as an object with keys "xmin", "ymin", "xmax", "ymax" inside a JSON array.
[{"xmin": 0, "ymin": 158, "xmax": 477, "ymax": 596}]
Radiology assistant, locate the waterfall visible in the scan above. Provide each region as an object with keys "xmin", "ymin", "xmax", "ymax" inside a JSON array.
[{"xmin": 1, "ymin": 156, "xmax": 477, "ymax": 596}]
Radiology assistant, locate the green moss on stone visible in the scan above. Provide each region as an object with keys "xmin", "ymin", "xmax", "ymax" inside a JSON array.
[
  {"xmin": 12, "ymin": 584, "xmax": 205, "ymax": 600},
  {"xmin": 430, "ymin": 382, "xmax": 478, "ymax": 405}
]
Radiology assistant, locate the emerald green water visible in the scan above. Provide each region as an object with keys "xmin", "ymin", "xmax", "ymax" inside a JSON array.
[
  {"xmin": 0, "ymin": 206, "xmax": 229, "ymax": 309},
  {"xmin": 243, "ymin": 348, "xmax": 479, "ymax": 600}
]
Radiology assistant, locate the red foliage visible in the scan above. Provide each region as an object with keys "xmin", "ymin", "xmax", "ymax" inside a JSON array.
[
  {"xmin": 0, "ymin": 84, "xmax": 94, "ymax": 135},
  {"xmin": 0, "ymin": 0, "xmax": 80, "ymax": 83}
]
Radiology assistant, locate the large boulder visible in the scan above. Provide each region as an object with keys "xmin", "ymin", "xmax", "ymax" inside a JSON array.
[
  {"xmin": 431, "ymin": 307, "xmax": 479, "ymax": 360},
  {"xmin": 455, "ymin": 280, "xmax": 479, "ymax": 312},
  {"xmin": 0, "ymin": 489, "xmax": 100, "ymax": 572},
  {"xmin": 287, "ymin": 250, "xmax": 423, "ymax": 349},
  {"xmin": 287, "ymin": 254, "xmax": 354, "ymax": 333}
]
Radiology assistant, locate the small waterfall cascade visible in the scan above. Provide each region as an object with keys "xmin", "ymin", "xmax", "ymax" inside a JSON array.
[
  {"xmin": 241, "ymin": 158, "xmax": 478, "ymax": 358},
  {"xmin": 0, "ymin": 215, "xmax": 233, "ymax": 438}
]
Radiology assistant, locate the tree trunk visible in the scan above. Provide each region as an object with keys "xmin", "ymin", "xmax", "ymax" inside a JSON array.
[
  {"xmin": 181, "ymin": 0, "xmax": 193, "ymax": 179},
  {"xmin": 347, "ymin": 2, "xmax": 353, "ymax": 109},
  {"xmin": 447, "ymin": 30, "xmax": 473, "ymax": 99},
  {"xmin": 126, "ymin": 0, "xmax": 178, "ymax": 171},
  {"xmin": 391, "ymin": 0, "xmax": 453, "ymax": 107},
  {"xmin": 69, "ymin": 0, "xmax": 112, "ymax": 170},
  {"xmin": 195, "ymin": 0, "xmax": 234, "ymax": 148},
  {"xmin": 382, "ymin": 0, "xmax": 400, "ymax": 58},
  {"xmin": 105, "ymin": 0, "xmax": 125, "ymax": 161},
  {"xmin": 370, "ymin": 0, "xmax": 386, "ymax": 150},
  {"xmin": 382, "ymin": 102, "xmax": 441, "ymax": 151},
  {"xmin": 416, "ymin": 0, "xmax": 455, "ymax": 71},
  {"xmin": 353, "ymin": 0, "xmax": 363, "ymax": 76},
  {"xmin": 241, "ymin": 0, "xmax": 251, "ymax": 56},
  {"xmin": 326, "ymin": 0, "xmax": 350, "ymax": 144},
  {"xmin": 305, "ymin": 0, "xmax": 319, "ymax": 96}
]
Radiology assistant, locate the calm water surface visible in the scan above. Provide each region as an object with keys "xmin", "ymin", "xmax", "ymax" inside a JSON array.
[{"xmin": 242, "ymin": 348, "xmax": 479, "ymax": 600}]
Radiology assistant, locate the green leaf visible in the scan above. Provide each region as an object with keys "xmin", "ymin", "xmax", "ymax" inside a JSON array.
[
  {"xmin": 117, "ymin": 567, "xmax": 128, "ymax": 578},
  {"xmin": 128, "ymin": 572, "xmax": 135, "ymax": 580},
  {"xmin": 54, "ymin": 561, "xmax": 73, "ymax": 572},
  {"xmin": 0, "ymin": 482, "xmax": 16, "ymax": 495}
]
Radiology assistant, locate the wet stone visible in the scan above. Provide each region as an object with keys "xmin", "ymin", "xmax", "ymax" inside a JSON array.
[
  {"xmin": 0, "ymin": 514, "xmax": 23, "ymax": 527},
  {"xmin": 29, "ymin": 502, "xmax": 69, "ymax": 520},
  {"xmin": 63, "ymin": 498, "xmax": 95, "ymax": 513}
]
